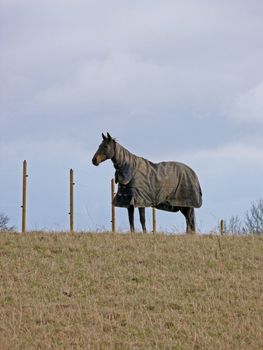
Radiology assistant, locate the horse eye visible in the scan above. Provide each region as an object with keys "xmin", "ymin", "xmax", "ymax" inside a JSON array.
[{"xmin": 101, "ymin": 143, "xmax": 109, "ymax": 152}]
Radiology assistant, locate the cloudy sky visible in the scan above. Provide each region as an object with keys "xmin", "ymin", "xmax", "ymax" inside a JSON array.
[{"xmin": 1, "ymin": 0, "xmax": 263, "ymax": 232}]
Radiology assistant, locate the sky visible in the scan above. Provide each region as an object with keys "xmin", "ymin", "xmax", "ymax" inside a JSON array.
[{"xmin": 1, "ymin": 0, "xmax": 263, "ymax": 233}]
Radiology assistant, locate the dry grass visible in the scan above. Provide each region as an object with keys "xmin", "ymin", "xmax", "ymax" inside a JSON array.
[{"xmin": 0, "ymin": 232, "xmax": 262, "ymax": 349}]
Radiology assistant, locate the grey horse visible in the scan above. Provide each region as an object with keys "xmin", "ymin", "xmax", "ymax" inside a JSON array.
[{"xmin": 92, "ymin": 133, "xmax": 202, "ymax": 233}]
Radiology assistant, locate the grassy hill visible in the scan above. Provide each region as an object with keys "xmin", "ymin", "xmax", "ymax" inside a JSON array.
[{"xmin": 0, "ymin": 232, "xmax": 262, "ymax": 349}]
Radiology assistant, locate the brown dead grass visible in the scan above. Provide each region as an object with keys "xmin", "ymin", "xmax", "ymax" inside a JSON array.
[{"xmin": 0, "ymin": 232, "xmax": 262, "ymax": 349}]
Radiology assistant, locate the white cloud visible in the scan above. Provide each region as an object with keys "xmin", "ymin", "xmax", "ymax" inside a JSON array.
[
  {"xmin": 194, "ymin": 142, "xmax": 263, "ymax": 163},
  {"xmin": 230, "ymin": 82, "xmax": 263, "ymax": 124}
]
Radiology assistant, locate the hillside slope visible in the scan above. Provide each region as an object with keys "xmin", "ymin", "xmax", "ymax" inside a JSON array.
[{"xmin": 0, "ymin": 233, "xmax": 262, "ymax": 349}]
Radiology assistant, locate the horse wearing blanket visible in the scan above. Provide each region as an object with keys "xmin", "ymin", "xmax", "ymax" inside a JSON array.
[{"xmin": 92, "ymin": 133, "xmax": 202, "ymax": 233}]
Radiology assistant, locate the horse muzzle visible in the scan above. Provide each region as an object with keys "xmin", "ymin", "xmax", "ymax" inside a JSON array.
[
  {"xmin": 92, "ymin": 156, "xmax": 99, "ymax": 166},
  {"xmin": 92, "ymin": 154, "xmax": 106, "ymax": 166}
]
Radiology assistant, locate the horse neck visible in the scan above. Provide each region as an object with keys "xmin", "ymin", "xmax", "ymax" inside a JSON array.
[{"xmin": 112, "ymin": 142, "xmax": 137, "ymax": 170}]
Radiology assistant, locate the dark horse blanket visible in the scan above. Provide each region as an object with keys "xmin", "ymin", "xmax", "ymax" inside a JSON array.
[{"xmin": 113, "ymin": 142, "xmax": 202, "ymax": 211}]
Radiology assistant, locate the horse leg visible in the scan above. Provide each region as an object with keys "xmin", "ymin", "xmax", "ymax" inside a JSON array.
[
  {"xmin": 180, "ymin": 207, "xmax": 196, "ymax": 233},
  {"xmin": 139, "ymin": 207, "xmax": 146, "ymax": 233},
  {"xmin": 128, "ymin": 205, "xmax": 135, "ymax": 232}
]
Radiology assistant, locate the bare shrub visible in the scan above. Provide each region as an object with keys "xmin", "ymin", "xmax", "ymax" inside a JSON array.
[
  {"xmin": 224, "ymin": 215, "xmax": 245, "ymax": 235},
  {"xmin": 0, "ymin": 213, "xmax": 15, "ymax": 232},
  {"xmin": 245, "ymin": 198, "xmax": 263, "ymax": 235}
]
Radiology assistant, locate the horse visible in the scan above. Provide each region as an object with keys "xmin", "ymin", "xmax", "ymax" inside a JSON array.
[{"xmin": 92, "ymin": 133, "xmax": 202, "ymax": 233}]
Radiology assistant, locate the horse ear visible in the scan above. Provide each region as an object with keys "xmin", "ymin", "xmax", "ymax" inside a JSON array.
[
  {"xmin": 102, "ymin": 133, "xmax": 107, "ymax": 140},
  {"xmin": 107, "ymin": 132, "xmax": 113, "ymax": 140}
]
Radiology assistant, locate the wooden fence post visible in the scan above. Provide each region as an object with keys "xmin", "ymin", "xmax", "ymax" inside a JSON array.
[
  {"xmin": 111, "ymin": 178, "xmax": 116, "ymax": 233},
  {"xmin": 220, "ymin": 219, "xmax": 224, "ymax": 236},
  {"xmin": 152, "ymin": 207, "xmax": 156, "ymax": 234},
  {"xmin": 21, "ymin": 160, "xmax": 28, "ymax": 235},
  {"xmin": 69, "ymin": 169, "xmax": 75, "ymax": 233}
]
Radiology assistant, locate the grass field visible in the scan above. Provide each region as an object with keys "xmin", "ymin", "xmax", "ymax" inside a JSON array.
[{"xmin": 0, "ymin": 232, "xmax": 262, "ymax": 349}]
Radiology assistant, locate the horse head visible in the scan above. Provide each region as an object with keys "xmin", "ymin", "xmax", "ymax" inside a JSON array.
[{"xmin": 92, "ymin": 132, "xmax": 116, "ymax": 166}]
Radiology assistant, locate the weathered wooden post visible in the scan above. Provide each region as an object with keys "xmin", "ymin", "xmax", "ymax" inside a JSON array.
[
  {"xmin": 152, "ymin": 207, "xmax": 156, "ymax": 234},
  {"xmin": 69, "ymin": 169, "xmax": 75, "ymax": 233},
  {"xmin": 21, "ymin": 160, "xmax": 28, "ymax": 234},
  {"xmin": 111, "ymin": 178, "xmax": 116, "ymax": 233},
  {"xmin": 220, "ymin": 219, "xmax": 224, "ymax": 236}
]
